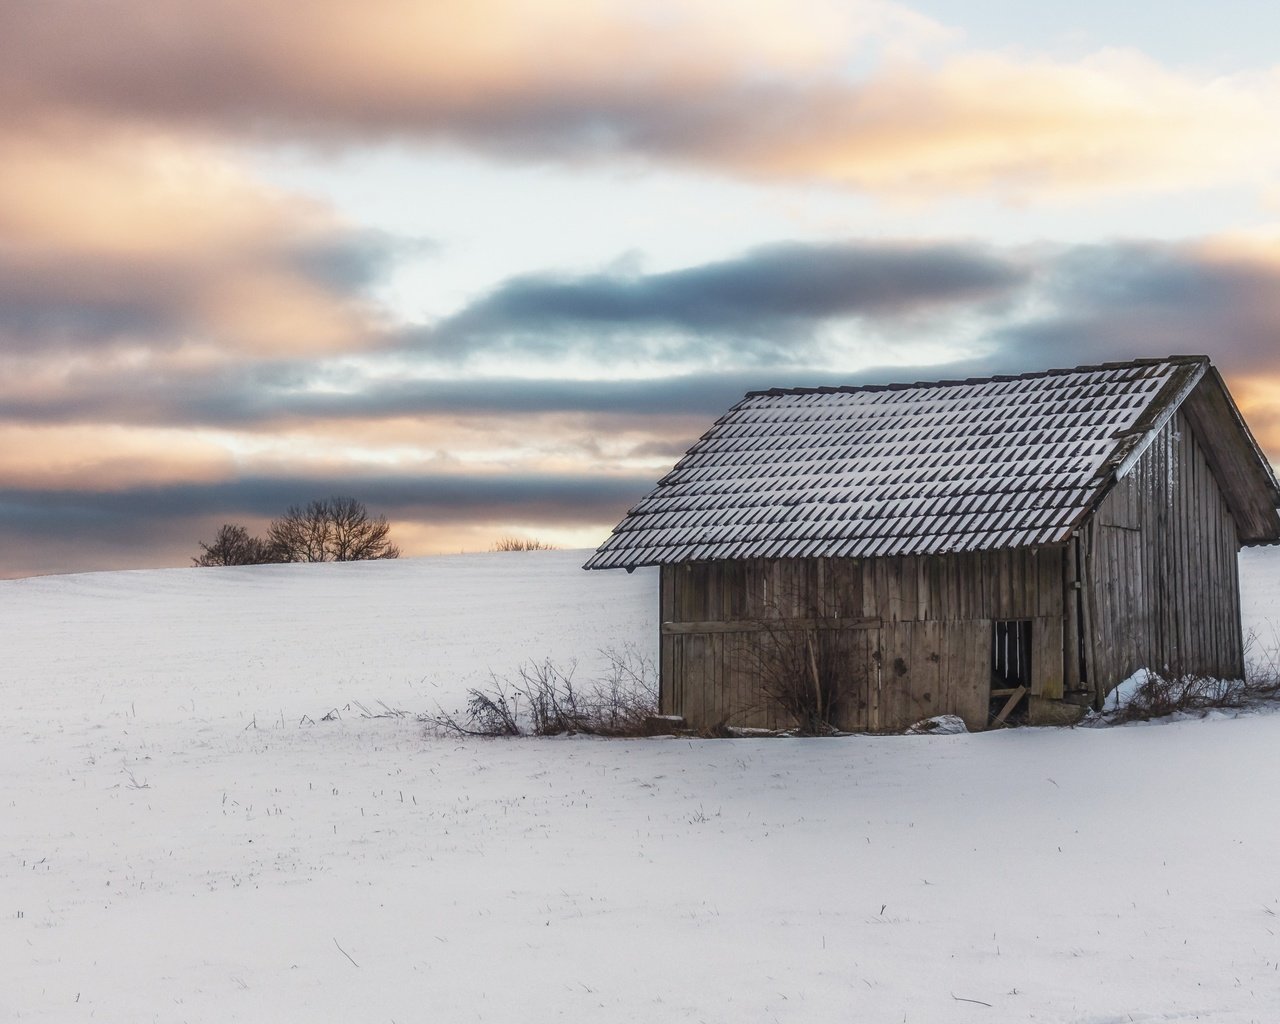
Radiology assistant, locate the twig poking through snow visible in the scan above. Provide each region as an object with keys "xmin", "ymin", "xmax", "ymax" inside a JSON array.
[
  {"xmin": 951, "ymin": 993, "xmax": 992, "ymax": 1007},
  {"xmin": 123, "ymin": 768, "xmax": 150, "ymax": 790},
  {"xmin": 333, "ymin": 938, "xmax": 359, "ymax": 968}
]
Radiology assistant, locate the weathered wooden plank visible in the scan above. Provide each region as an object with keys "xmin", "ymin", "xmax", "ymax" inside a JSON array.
[{"xmin": 662, "ymin": 616, "xmax": 882, "ymax": 635}]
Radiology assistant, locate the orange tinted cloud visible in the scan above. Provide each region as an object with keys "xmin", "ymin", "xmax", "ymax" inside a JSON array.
[
  {"xmin": 0, "ymin": 425, "xmax": 235, "ymax": 489},
  {"xmin": 730, "ymin": 53, "xmax": 1280, "ymax": 198},
  {"xmin": 2, "ymin": 2, "xmax": 1277, "ymax": 198},
  {"xmin": 1229, "ymin": 374, "xmax": 1280, "ymax": 464},
  {"xmin": 0, "ymin": 132, "xmax": 392, "ymax": 356}
]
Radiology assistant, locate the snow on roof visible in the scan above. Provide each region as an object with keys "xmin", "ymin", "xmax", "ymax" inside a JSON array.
[{"xmin": 585, "ymin": 355, "xmax": 1214, "ymax": 569}]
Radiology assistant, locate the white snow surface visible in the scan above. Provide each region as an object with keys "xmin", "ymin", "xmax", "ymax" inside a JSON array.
[{"xmin": 4, "ymin": 547, "xmax": 1280, "ymax": 1022}]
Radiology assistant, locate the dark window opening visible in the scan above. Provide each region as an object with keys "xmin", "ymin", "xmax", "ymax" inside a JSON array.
[{"xmin": 992, "ymin": 619, "xmax": 1032, "ymax": 687}]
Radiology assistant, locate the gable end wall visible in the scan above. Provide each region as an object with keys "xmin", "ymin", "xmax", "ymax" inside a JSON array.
[{"xmin": 1081, "ymin": 406, "xmax": 1244, "ymax": 692}]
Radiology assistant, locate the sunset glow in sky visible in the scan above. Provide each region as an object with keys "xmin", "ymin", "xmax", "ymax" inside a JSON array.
[{"xmin": 3, "ymin": 0, "xmax": 1279, "ymax": 576}]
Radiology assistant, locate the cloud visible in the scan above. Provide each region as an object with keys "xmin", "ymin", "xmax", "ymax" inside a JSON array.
[
  {"xmin": 989, "ymin": 239, "xmax": 1280, "ymax": 375},
  {"xmin": 419, "ymin": 241, "xmax": 1027, "ymax": 362},
  {"xmin": 0, "ymin": 132, "xmax": 406, "ymax": 356},
  {"xmin": 0, "ymin": 235, "xmax": 1277, "ymax": 434},
  {"xmin": 2, "ymin": 3, "xmax": 1277, "ymax": 199}
]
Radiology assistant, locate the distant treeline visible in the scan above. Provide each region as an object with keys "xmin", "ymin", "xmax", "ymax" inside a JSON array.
[{"xmin": 194, "ymin": 496, "xmax": 400, "ymax": 566}]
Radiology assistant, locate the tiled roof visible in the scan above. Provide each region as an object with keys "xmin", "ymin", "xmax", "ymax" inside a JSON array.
[{"xmin": 585, "ymin": 356, "xmax": 1210, "ymax": 569}]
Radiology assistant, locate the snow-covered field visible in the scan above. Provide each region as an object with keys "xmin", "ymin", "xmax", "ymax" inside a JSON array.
[{"xmin": 3, "ymin": 548, "xmax": 1280, "ymax": 1022}]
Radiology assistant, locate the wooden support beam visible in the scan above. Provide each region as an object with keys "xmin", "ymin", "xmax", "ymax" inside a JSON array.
[
  {"xmin": 661, "ymin": 617, "xmax": 881, "ymax": 636},
  {"xmin": 992, "ymin": 685, "xmax": 1027, "ymax": 727}
]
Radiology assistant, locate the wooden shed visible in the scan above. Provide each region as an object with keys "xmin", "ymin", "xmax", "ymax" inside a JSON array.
[{"xmin": 585, "ymin": 356, "xmax": 1280, "ymax": 731}]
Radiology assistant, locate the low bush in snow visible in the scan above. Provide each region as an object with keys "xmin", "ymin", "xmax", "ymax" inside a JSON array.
[
  {"xmin": 1103, "ymin": 643, "xmax": 1280, "ymax": 723},
  {"xmin": 1104, "ymin": 671, "xmax": 1249, "ymax": 721},
  {"xmin": 429, "ymin": 644, "xmax": 657, "ymax": 738},
  {"xmin": 1244, "ymin": 627, "xmax": 1280, "ymax": 696}
]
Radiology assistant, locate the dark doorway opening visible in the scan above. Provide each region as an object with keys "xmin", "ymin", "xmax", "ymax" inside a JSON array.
[{"xmin": 990, "ymin": 619, "xmax": 1032, "ymax": 726}]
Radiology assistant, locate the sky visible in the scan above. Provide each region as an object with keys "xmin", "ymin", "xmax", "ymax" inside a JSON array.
[{"xmin": 2, "ymin": 0, "xmax": 1279, "ymax": 577}]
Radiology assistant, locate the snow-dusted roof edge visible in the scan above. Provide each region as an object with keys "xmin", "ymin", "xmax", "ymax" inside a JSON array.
[{"xmin": 740, "ymin": 354, "xmax": 1208, "ymax": 401}]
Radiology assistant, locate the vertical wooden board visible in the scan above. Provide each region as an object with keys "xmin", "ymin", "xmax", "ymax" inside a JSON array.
[
  {"xmin": 852, "ymin": 559, "xmax": 867, "ymax": 620},
  {"xmin": 949, "ymin": 620, "xmax": 987, "ymax": 731},
  {"xmin": 730, "ymin": 632, "xmax": 750, "ymax": 728},
  {"xmin": 861, "ymin": 557, "xmax": 876, "ymax": 619},
  {"xmin": 1049, "ymin": 544, "xmax": 1065, "ymax": 619},
  {"xmin": 720, "ymin": 560, "xmax": 737, "ymax": 621},
  {"xmin": 871, "ymin": 557, "xmax": 888, "ymax": 623},
  {"xmin": 1014, "ymin": 548, "xmax": 1027, "ymax": 617},
  {"xmin": 936, "ymin": 555, "xmax": 951, "ymax": 622},
  {"xmin": 855, "ymin": 629, "xmax": 875, "ymax": 730},
  {"xmin": 1032, "ymin": 548, "xmax": 1045, "ymax": 618},
  {"xmin": 839, "ymin": 558, "xmax": 860, "ymax": 620},
  {"xmin": 727, "ymin": 631, "xmax": 741, "ymax": 726},
  {"xmin": 683, "ymin": 633, "xmax": 702, "ymax": 729},
  {"xmin": 660, "ymin": 567, "xmax": 674, "ymax": 714},
  {"xmin": 914, "ymin": 619, "xmax": 942, "ymax": 722},
  {"xmin": 877, "ymin": 621, "xmax": 900, "ymax": 729},
  {"xmin": 898, "ymin": 556, "xmax": 915, "ymax": 623},
  {"xmin": 746, "ymin": 559, "xmax": 760, "ymax": 619},
  {"xmin": 1037, "ymin": 614, "xmax": 1065, "ymax": 699},
  {"xmin": 1000, "ymin": 548, "xmax": 1013, "ymax": 620},
  {"xmin": 711, "ymin": 632, "xmax": 724, "ymax": 725},
  {"xmin": 868, "ymin": 625, "xmax": 883, "ymax": 730},
  {"xmin": 883, "ymin": 557, "xmax": 899, "ymax": 623},
  {"xmin": 1192, "ymin": 433, "xmax": 1208, "ymax": 673},
  {"xmin": 669, "ymin": 635, "xmax": 683, "ymax": 720},
  {"xmin": 1171, "ymin": 420, "xmax": 1186, "ymax": 671},
  {"xmin": 958, "ymin": 552, "xmax": 973, "ymax": 620},
  {"xmin": 734, "ymin": 633, "xmax": 752, "ymax": 727},
  {"xmin": 1063, "ymin": 541, "xmax": 1080, "ymax": 693}
]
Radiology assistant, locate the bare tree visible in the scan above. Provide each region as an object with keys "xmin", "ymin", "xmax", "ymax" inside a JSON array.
[
  {"xmin": 266, "ymin": 496, "xmax": 400, "ymax": 562},
  {"xmin": 193, "ymin": 523, "xmax": 281, "ymax": 566}
]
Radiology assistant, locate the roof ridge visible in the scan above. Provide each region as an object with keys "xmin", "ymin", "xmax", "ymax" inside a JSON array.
[{"xmin": 745, "ymin": 355, "xmax": 1209, "ymax": 399}]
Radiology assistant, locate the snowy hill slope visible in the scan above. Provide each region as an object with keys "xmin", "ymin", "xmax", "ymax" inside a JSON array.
[
  {"xmin": 1, "ymin": 550, "xmax": 658, "ymax": 729},
  {"xmin": 2, "ymin": 547, "xmax": 1280, "ymax": 1023}
]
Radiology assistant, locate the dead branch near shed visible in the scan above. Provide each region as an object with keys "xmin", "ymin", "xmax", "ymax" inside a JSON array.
[
  {"xmin": 744, "ymin": 577, "xmax": 862, "ymax": 734},
  {"xmin": 427, "ymin": 645, "xmax": 657, "ymax": 738}
]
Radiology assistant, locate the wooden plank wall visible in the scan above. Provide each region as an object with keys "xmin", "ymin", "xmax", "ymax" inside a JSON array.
[
  {"xmin": 1084, "ymin": 407, "xmax": 1244, "ymax": 694},
  {"xmin": 661, "ymin": 545, "xmax": 1065, "ymax": 732}
]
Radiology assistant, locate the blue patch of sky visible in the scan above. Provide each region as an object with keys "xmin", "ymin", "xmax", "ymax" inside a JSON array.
[{"xmin": 906, "ymin": 1, "xmax": 1280, "ymax": 70}]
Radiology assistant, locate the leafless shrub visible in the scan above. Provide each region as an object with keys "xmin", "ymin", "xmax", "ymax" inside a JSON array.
[
  {"xmin": 429, "ymin": 644, "xmax": 657, "ymax": 737},
  {"xmin": 1109, "ymin": 671, "xmax": 1249, "ymax": 722},
  {"xmin": 491, "ymin": 537, "xmax": 558, "ymax": 551},
  {"xmin": 1108, "ymin": 631, "xmax": 1280, "ymax": 723},
  {"xmin": 747, "ymin": 620, "xmax": 855, "ymax": 734},
  {"xmin": 585, "ymin": 643, "xmax": 659, "ymax": 736},
  {"xmin": 1244, "ymin": 627, "xmax": 1280, "ymax": 698}
]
